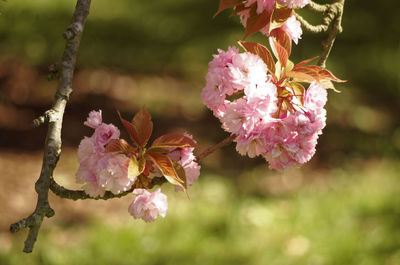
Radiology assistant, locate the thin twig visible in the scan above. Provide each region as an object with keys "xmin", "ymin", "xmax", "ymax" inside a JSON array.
[
  {"xmin": 296, "ymin": 0, "xmax": 345, "ymax": 67},
  {"xmin": 49, "ymin": 178, "xmax": 131, "ymax": 200},
  {"xmin": 317, "ymin": 0, "xmax": 345, "ymax": 67},
  {"xmin": 197, "ymin": 134, "xmax": 236, "ymax": 161},
  {"xmin": 10, "ymin": 0, "xmax": 91, "ymax": 253},
  {"xmin": 307, "ymin": 0, "xmax": 329, "ymax": 13}
]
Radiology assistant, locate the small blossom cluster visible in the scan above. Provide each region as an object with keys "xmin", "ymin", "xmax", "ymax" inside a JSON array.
[
  {"xmin": 201, "ymin": 48, "xmax": 327, "ymax": 170},
  {"xmin": 237, "ymin": 0, "xmax": 306, "ymax": 44},
  {"xmin": 77, "ymin": 110, "xmax": 200, "ymax": 222},
  {"xmin": 76, "ymin": 110, "xmax": 132, "ymax": 197}
]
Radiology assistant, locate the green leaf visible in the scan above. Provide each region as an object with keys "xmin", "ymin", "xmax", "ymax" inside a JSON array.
[
  {"xmin": 288, "ymin": 82, "xmax": 306, "ymax": 104},
  {"xmin": 173, "ymin": 162, "xmax": 187, "ymax": 189},
  {"xmin": 128, "ymin": 155, "xmax": 145, "ymax": 182},
  {"xmin": 238, "ymin": 40, "xmax": 276, "ymax": 74},
  {"xmin": 151, "ymin": 133, "xmax": 198, "ymax": 149},
  {"xmin": 132, "ymin": 106, "xmax": 153, "ymax": 147},
  {"xmin": 319, "ymin": 79, "xmax": 341, "ymax": 93}
]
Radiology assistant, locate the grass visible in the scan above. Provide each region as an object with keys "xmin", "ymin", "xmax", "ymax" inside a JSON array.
[{"xmin": 1, "ymin": 159, "xmax": 400, "ymax": 265}]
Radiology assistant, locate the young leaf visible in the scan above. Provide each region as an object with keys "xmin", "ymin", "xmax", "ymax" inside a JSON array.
[
  {"xmin": 286, "ymin": 67, "xmax": 319, "ymax": 83},
  {"xmin": 288, "ymin": 82, "xmax": 306, "ymax": 104},
  {"xmin": 293, "ymin": 56, "xmax": 318, "ymax": 69},
  {"xmin": 132, "ymin": 106, "xmax": 153, "ymax": 147},
  {"xmin": 270, "ymin": 28, "xmax": 292, "ymax": 58},
  {"xmin": 173, "ymin": 162, "xmax": 187, "ymax": 189},
  {"xmin": 271, "ymin": 39, "xmax": 288, "ymax": 67},
  {"xmin": 128, "ymin": 155, "xmax": 145, "ymax": 182},
  {"xmin": 105, "ymin": 139, "xmax": 134, "ymax": 154},
  {"xmin": 269, "ymin": 5, "xmax": 293, "ymax": 32},
  {"xmin": 151, "ymin": 133, "xmax": 198, "ymax": 149},
  {"xmin": 214, "ymin": 0, "xmax": 244, "ymax": 18},
  {"xmin": 230, "ymin": 3, "xmax": 248, "ymax": 17},
  {"xmin": 244, "ymin": 6, "xmax": 272, "ymax": 39},
  {"xmin": 238, "ymin": 40, "xmax": 275, "ymax": 74},
  {"xmin": 118, "ymin": 111, "xmax": 141, "ymax": 147},
  {"xmin": 147, "ymin": 153, "xmax": 186, "ymax": 190},
  {"xmin": 319, "ymin": 79, "xmax": 341, "ymax": 92},
  {"xmin": 318, "ymin": 68, "xmax": 346, "ymax": 83}
]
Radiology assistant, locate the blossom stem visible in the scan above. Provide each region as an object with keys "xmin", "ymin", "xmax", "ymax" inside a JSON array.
[
  {"xmin": 197, "ymin": 134, "xmax": 236, "ymax": 161},
  {"xmin": 296, "ymin": 0, "xmax": 345, "ymax": 68}
]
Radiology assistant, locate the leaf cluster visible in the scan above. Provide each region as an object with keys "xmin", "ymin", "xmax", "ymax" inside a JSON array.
[{"xmin": 106, "ymin": 107, "xmax": 198, "ymax": 192}]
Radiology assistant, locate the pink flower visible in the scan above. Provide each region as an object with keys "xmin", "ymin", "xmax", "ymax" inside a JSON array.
[
  {"xmin": 76, "ymin": 154, "xmax": 106, "ymax": 197},
  {"xmin": 209, "ymin": 46, "xmax": 239, "ymax": 68},
  {"xmin": 92, "ymin": 123, "xmax": 120, "ymax": 152},
  {"xmin": 77, "ymin": 137, "xmax": 95, "ymax": 163},
  {"xmin": 277, "ymin": 0, "xmax": 309, "ymax": 8},
  {"xmin": 235, "ymin": 133, "xmax": 267, "ymax": 158},
  {"xmin": 97, "ymin": 153, "xmax": 132, "ymax": 195},
  {"xmin": 280, "ymin": 15, "xmax": 302, "ymax": 44},
  {"xmin": 304, "ymin": 81, "xmax": 328, "ymax": 110},
  {"xmin": 84, "ymin": 110, "xmax": 103, "ymax": 129},
  {"xmin": 128, "ymin": 188, "xmax": 168, "ymax": 222},
  {"xmin": 245, "ymin": 0, "xmax": 276, "ymax": 14}
]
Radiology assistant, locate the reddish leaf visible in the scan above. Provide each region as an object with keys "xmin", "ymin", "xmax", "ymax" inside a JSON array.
[
  {"xmin": 318, "ymin": 68, "xmax": 346, "ymax": 83},
  {"xmin": 244, "ymin": 6, "xmax": 272, "ymax": 39},
  {"xmin": 132, "ymin": 106, "xmax": 153, "ymax": 147},
  {"xmin": 214, "ymin": 0, "xmax": 244, "ymax": 17},
  {"xmin": 293, "ymin": 56, "xmax": 318, "ymax": 69},
  {"xmin": 286, "ymin": 69, "xmax": 318, "ymax": 83},
  {"xmin": 238, "ymin": 40, "xmax": 275, "ymax": 74},
  {"xmin": 118, "ymin": 111, "xmax": 140, "ymax": 147},
  {"xmin": 270, "ymin": 28, "xmax": 292, "ymax": 58},
  {"xmin": 290, "ymin": 63, "xmax": 346, "ymax": 85},
  {"xmin": 269, "ymin": 5, "xmax": 293, "ymax": 32},
  {"xmin": 151, "ymin": 133, "xmax": 198, "ymax": 149},
  {"xmin": 230, "ymin": 3, "xmax": 248, "ymax": 17},
  {"xmin": 147, "ymin": 153, "xmax": 186, "ymax": 190},
  {"xmin": 105, "ymin": 139, "xmax": 134, "ymax": 154},
  {"xmin": 271, "ymin": 39, "xmax": 288, "ymax": 67}
]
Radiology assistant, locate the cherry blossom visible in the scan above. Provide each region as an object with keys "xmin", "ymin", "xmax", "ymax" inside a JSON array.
[{"xmin": 128, "ymin": 188, "xmax": 168, "ymax": 222}]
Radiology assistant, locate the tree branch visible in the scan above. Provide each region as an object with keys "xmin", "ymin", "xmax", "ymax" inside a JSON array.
[
  {"xmin": 296, "ymin": 0, "xmax": 345, "ymax": 67},
  {"xmin": 317, "ymin": 0, "xmax": 345, "ymax": 68},
  {"xmin": 49, "ymin": 178, "xmax": 131, "ymax": 200},
  {"xmin": 10, "ymin": 0, "xmax": 91, "ymax": 253},
  {"xmin": 307, "ymin": 0, "xmax": 329, "ymax": 13}
]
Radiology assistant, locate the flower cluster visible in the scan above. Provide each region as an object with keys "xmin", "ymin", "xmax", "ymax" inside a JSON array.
[
  {"xmin": 218, "ymin": 0, "xmax": 308, "ymax": 44},
  {"xmin": 76, "ymin": 110, "xmax": 132, "ymax": 197},
  {"xmin": 76, "ymin": 109, "xmax": 200, "ymax": 222},
  {"xmin": 202, "ymin": 46, "xmax": 333, "ymax": 170}
]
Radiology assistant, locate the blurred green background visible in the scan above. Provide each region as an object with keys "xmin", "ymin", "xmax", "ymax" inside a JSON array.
[{"xmin": 0, "ymin": 0, "xmax": 399, "ymax": 264}]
